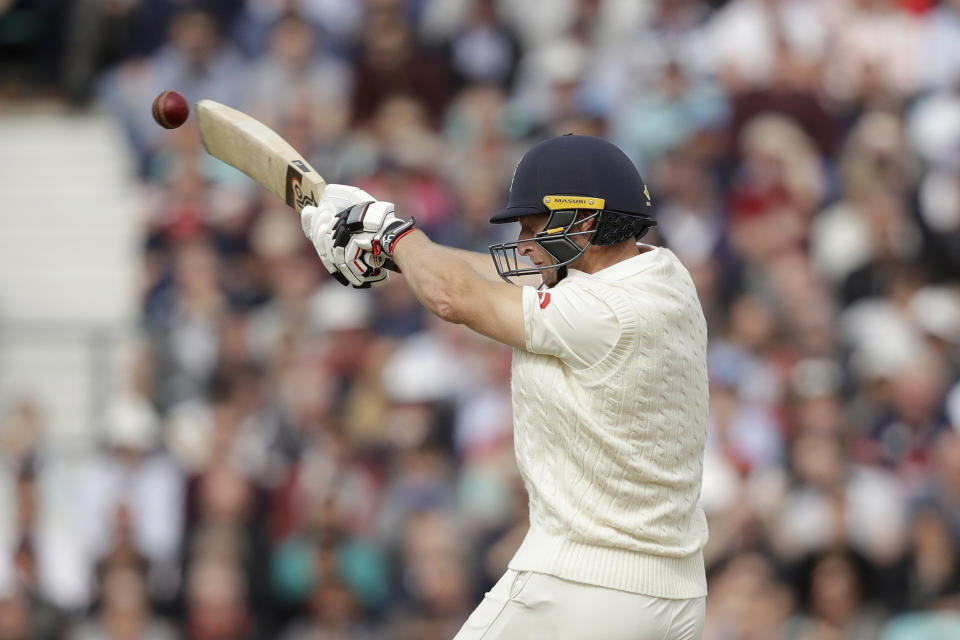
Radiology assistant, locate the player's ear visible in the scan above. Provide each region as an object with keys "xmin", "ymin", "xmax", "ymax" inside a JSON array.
[{"xmin": 578, "ymin": 212, "xmax": 598, "ymax": 231}]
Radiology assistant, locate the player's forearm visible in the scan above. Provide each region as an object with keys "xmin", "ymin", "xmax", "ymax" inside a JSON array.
[
  {"xmin": 448, "ymin": 248, "xmax": 542, "ymax": 287},
  {"xmin": 392, "ymin": 231, "xmax": 486, "ymax": 323},
  {"xmin": 448, "ymin": 248, "xmax": 502, "ymax": 281}
]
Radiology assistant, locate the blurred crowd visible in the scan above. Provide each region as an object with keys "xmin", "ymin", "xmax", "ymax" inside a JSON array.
[{"xmin": 2, "ymin": 0, "xmax": 960, "ymax": 638}]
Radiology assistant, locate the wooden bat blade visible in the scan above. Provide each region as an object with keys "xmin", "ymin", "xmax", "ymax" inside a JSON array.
[{"xmin": 195, "ymin": 99, "xmax": 325, "ymax": 213}]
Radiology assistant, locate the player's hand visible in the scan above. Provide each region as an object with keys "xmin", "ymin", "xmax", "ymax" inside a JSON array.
[
  {"xmin": 334, "ymin": 199, "xmax": 416, "ymax": 270},
  {"xmin": 301, "ymin": 184, "xmax": 389, "ymax": 288},
  {"xmin": 328, "ymin": 207, "xmax": 389, "ymax": 287},
  {"xmin": 320, "ymin": 184, "xmax": 377, "ymax": 212}
]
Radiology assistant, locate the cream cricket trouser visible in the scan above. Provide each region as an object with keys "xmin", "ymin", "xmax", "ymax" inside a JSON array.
[{"xmin": 453, "ymin": 569, "xmax": 705, "ymax": 640}]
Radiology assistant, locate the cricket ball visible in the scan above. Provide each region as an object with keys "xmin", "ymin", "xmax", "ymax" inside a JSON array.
[{"xmin": 152, "ymin": 90, "xmax": 189, "ymax": 129}]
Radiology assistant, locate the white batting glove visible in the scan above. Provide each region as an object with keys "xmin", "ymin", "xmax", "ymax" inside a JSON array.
[
  {"xmin": 321, "ymin": 184, "xmax": 377, "ymax": 212},
  {"xmin": 301, "ymin": 184, "xmax": 389, "ymax": 288},
  {"xmin": 334, "ymin": 200, "xmax": 417, "ymax": 271},
  {"xmin": 301, "ymin": 200, "xmax": 337, "ymax": 265}
]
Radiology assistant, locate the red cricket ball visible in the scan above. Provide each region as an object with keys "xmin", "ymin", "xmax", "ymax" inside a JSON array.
[{"xmin": 152, "ymin": 90, "xmax": 189, "ymax": 129}]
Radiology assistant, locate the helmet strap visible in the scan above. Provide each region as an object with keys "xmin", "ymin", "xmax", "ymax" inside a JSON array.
[{"xmin": 555, "ymin": 265, "xmax": 568, "ymax": 285}]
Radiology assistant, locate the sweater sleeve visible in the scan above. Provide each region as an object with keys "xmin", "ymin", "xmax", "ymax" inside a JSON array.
[{"xmin": 521, "ymin": 282, "xmax": 623, "ymax": 368}]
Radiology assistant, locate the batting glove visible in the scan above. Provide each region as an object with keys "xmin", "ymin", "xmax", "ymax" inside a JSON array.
[
  {"xmin": 301, "ymin": 185, "xmax": 388, "ymax": 288},
  {"xmin": 335, "ymin": 200, "xmax": 416, "ymax": 271}
]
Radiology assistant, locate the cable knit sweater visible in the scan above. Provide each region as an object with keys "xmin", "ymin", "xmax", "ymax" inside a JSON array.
[{"xmin": 507, "ymin": 246, "xmax": 709, "ymax": 599}]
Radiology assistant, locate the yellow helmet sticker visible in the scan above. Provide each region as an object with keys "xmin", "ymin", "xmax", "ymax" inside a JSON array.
[
  {"xmin": 542, "ymin": 195, "xmax": 605, "ymax": 211},
  {"xmin": 643, "ymin": 185, "xmax": 652, "ymax": 206}
]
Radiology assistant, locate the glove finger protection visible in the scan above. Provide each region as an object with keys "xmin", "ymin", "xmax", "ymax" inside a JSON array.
[
  {"xmin": 303, "ymin": 193, "xmax": 390, "ymax": 289},
  {"xmin": 324, "ymin": 209, "xmax": 385, "ymax": 288},
  {"xmin": 322, "ymin": 184, "xmax": 376, "ymax": 212},
  {"xmin": 300, "ymin": 202, "xmax": 335, "ymax": 241},
  {"xmin": 301, "ymin": 203, "xmax": 339, "ymax": 272},
  {"xmin": 339, "ymin": 235, "xmax": 388, "ymax": 284},
  {"xmin": 339, "ymin": 201, "xmax": 416, "ymax": 271}
]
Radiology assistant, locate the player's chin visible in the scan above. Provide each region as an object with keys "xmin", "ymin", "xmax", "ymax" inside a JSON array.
[{"xmin": 541, "ymin": 266, "xmax": 561, "ymax": 288}]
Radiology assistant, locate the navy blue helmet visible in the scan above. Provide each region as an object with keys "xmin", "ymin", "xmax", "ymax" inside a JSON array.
[{"xmin": 488, "ymin": 134, "xmax": 655, "ymax": 285}]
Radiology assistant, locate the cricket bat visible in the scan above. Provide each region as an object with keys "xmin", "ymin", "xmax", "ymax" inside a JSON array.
[{"xmin": 195, "ymin": 99, "xmax": 325, "ymax": 213}]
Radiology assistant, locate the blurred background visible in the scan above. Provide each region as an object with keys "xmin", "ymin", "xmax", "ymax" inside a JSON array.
[{"xmin": 0, "ymin": 0, "xmax": 959, "ymax": 638}]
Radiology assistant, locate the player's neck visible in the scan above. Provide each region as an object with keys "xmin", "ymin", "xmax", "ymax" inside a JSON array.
[{"xmin": 577, "ymin": 241, "xmax": 643, "ymax": 274}]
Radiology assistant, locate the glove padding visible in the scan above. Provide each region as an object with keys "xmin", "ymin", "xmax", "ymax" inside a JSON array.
[
  {"xmin": 301, "ymin": 185, "xmax": 388, "ymax": 288},
  {"xmin": 337, "ymin": 200, "xmax": 416, "ymax": 268}
]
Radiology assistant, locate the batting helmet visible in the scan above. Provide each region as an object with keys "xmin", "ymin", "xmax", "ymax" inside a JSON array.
[{"xmin": 488, "ymin": 134, "xmax": 655, "ymax": 285}]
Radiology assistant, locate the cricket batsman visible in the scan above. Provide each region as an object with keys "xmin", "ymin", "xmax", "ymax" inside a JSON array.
[{"xmin": 300, "ymin": 135, "xmax": 708, "ymax": 639}]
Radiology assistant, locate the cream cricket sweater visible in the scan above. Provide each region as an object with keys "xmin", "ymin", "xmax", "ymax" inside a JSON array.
[{"xmin": 507, "ymin": 246, "xmax": 709, "ymax": 599}]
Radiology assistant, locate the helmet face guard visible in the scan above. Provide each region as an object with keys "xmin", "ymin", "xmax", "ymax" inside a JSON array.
[{"xmin": 489, "ymin": 209, "xmax": 599, "ymax": 286}]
